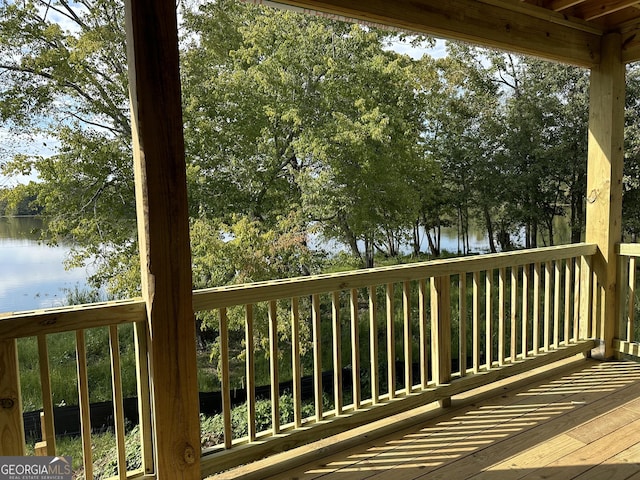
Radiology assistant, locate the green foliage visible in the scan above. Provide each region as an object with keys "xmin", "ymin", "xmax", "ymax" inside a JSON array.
[
  {"xmin": 0, "ymin": 182, "xmax": 42, "ymax": 215},
  {"xmin": 200, "ymin": 392, "xmax": 325, "ymax": 448},
  {"xmin": 623, "ymin": 64, "xmax": 640, "ymax": 241},
  {"xmin": 18, "ymin": 325, "xmax": 138, "ymax": 411},
  {"xmin": 191, "ymin": 214, "xmax": 318, "ymax": 288},
  {"xmin": 0, "ymin": 0, "xmax": 136, "ymax": 297},
  {"xmin": 428, "ymin": 44, "xmax": 590, "ymax": 252},
  {"xmin": 182, "ymin": 2, "xmax": 439, "ymax": 268}
]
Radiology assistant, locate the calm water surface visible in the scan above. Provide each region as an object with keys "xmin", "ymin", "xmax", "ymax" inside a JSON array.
[
  {"xmin": 0, "ymin": 217, "xmax": 91, "ymax": 314},
  {"xmin": 0, "ymin": 216, "xmax": 498, "ymax": 315}
]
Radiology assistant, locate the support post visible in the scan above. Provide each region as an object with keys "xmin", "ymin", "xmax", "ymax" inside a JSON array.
[
  {"xmin": 585, "ymin": 32, "xmax": 625, "ymax": 359},
  {"xmin": 0, "ymin": 339, "xmax": 25, "ymax": 456},
  {"xmin": 124, "ymin": 1, "xmax": 200, "ymax": 477}
]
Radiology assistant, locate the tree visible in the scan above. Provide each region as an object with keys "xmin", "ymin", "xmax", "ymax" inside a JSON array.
[
  {"xmin": 0, "ymin": 182, "xmax": 42, "ymax": 215},
  {"xmin": 0, "ymin": 0, "xmax": 136, "ymax": 294},
  {"xmin": 494, "ymin": 55, "xmax": 588, "ymax": 247},
  {"xmin": 182, "ymin": 1, "xmax": 436, "ymax": 268},
  {"xmin": 623, "ymin": 63, "xmax": 640, "ymax": 241},
  {"xmin": 428, "ymin": 44, "xmax": 505, "ymax": 254}
]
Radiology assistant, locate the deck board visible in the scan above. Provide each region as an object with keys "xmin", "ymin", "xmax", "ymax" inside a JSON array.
[{"xmin": 223, "ymin": 359, "xmax": 640, "ymax": 480}]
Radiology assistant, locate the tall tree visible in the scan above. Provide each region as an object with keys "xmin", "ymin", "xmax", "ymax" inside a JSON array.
[
  {"xmin": 182, "ymin": 2, "xmax": 435, "ymax": 268},
  {"xmin": 0, "ymin": 0, "xmax": 137, "ymax": 294},
  {"xmin": 494, "ymin": 55, "xmax": 588, "ymax": 247}
]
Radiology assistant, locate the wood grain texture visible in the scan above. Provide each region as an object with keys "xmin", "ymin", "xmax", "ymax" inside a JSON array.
[
  {"xmin": 37, "ymin": 335, "xmax": 56, "ymax": 456},
  {"xmin": 220, "ymin": 357, "xmax": 640, "ymax": 480},
  {"xmin": 75, "ymin": 330, "xmax": 94, "ymax": 478},
  {"xmin": 0, "ymin": 300, "xmax": 146, "ymax": 341},
  {"xmin": 201, "ymin": 343, "xmax": 596, "ymax": 477},
  {"xmin": 273, "ymin": 0, "xmax": 600, "ymax": 66},
  {"xmin": 0, "ymin": 339, "xmax": 25, "ymax": 455},
  {"xmin": 585, "ymin": 32, "xmax": 625, "ymax": 358},
  {"xmin": 124, "ymin": 0, "xmax": 200, "ymax": 476},
  {"xmin": 193, "ymin": 245, "xmax": 597, "ymax": 311}
]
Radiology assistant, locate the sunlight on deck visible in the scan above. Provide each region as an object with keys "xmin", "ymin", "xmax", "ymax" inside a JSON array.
[{"xmin": 259, "ymin": 361, "xmax": 640, "ymax": 480}]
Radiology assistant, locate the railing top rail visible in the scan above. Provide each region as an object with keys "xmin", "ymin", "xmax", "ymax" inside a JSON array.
[
  {"xmin": 618, "ymin": 243, "xmax": 640, "ymax": 256},
  {"xmin": 193, "ymin": 243, "xmax": 597, "ymax": 311},
  {"xmin": 0, "ymin": 299, "xmax": 147, "ymax": 341},
  {"xmin": 0, "ymin": 243, "xmax": 598, "ymax": 340}
]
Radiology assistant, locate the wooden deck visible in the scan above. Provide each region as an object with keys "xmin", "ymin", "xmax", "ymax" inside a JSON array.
[{"xmin": 218, "ymin": 358, "xmax": 640, "ymax": 480}]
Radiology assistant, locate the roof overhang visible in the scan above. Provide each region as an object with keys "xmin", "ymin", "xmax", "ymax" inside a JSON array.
[{"xmin": 263, "ymin": 0, "xmax": 640, "ymax": 67}]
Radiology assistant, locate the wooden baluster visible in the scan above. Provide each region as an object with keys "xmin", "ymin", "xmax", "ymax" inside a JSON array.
[
  {"xmin": 312, "ymin": 295, "xmax": 322, "ymax": 420},
  {"xmin": 37, "ymin": 335, "xmax": 56, "ymax": 456},
  {"xmin": 75, "ymin": 330, "xmax": 93, "ymax": 477},
  {"xmin": 579, "ymin": 255, "xmax": 593, "ymax": 341},
  {"xmin": 554, "ymin": 261, "xmax": 561, "ymax": 349},
  {"xmin": 76, "ymin": 330, "xmax": 94, "ymax": 472},
  {"xmin": 473, "ymin": 271, "xmax": 481, "ymax": 373},
  {"xmin": 369, "ymin": 286, "xmax": 380, "ymax": 403},
  {"xmin": 522, "ymin": 264, "xmax": 530, "ymax": 358},
  {"xmin": 627, "ymin": 257, "xmax": 636, "ymax": 342},
  {"xmin": 34, "ymin": 412, "xmax": 47, "ymax": 456},
  {"xmin": 564, "ymin": 259, "xmax": 573, "ymax": 345},
  {"xmin": 350, "ymin": 289, "xmax": 361, "ymax": 409},
  {"xmin": 510, "ymin": 267, "xmax": 518, "ymax": 363},
  {"xmin": 486, "ymin": 270, "xmax": 494, "ymax": 370},
  {"xmin": 533, "ymin": 262, "xmax": 541, "ymax": 354},
  {"xmin": 331, "ymin": 292, "xmax": 343, "ymax": 415},
  {"xmin": 219, "ymin": 309, "xmax": 232, "ymax": 447},
  {"xmin": 246, "ymin": 305, "xmax": 257, "ymax": 439},
  {"xmin": 269, "ymin": 301, "xmax": 280, "ymax": 433},
  {"xmin": 431, "ymin": 276, "xmax": 451, "ymax": 408},
  {"xmin": 133, "ymin": 321, "xmax": 153, "ymax": 475},
  {"xmin": 459, "ymin": 275, "xmax": 467, "ymax": 377},
  {"xmin": 386, "ymin": 283, "xmax": 396, "ymax": 399},
  {"xmin": 403, "ymin": 282, "xmax": 412, "ymax": 395},
  {"xmin": 291, "ymin": 299, "xmax": 303, "ymax": 427},
  {"xmin": 544, "ymin": 261, "xmax": 552, "ymax": 352},
  {"xmin": 498, "ymin": 268, "xmax": 506, "ymax": 366},
  {"xmin": 574, "ymin": 258, "xmax": 581, "ymax": 342},
  {"xmin": 418, "ymin": 279, "xmax": 430, "ymax": 386},
  {"xmin": 109, "ymin": 325, "xmax": 127, "ymax": 479}
]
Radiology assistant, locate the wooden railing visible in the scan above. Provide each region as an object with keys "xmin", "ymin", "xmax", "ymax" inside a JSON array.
[
  {"xmin": 0, "ymin": 300, "xmax": 152, "ymax": 479},
  {"xmin": 0, "ymin": 243, "xmax": 599, "ymax": 479},
  {"xmin": 194, "ymin": 243, "xmax": 598, "ymax": 476},
  {"xmin": 616, "ymin": 243, "xmax": 640, "ymax": 356}
]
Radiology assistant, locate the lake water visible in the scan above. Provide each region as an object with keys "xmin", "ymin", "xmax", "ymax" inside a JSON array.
[
  {"xmin": 0, "ymin": 216, "xmax": 493, "ymax": 315},
  {"xmin": 0, "ymin": 217, "xmax": 91, "ymax": 314}
]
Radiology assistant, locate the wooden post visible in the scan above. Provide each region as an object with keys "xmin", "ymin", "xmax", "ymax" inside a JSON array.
[
  {"xmin": 585, "ymin": 32, "xmax": 625, "ymax": 359},
  {"xmin": 0, "ymin": 339, "xmax": 25, "ymax": 456},
  {"xmin": 124, "ymin": 1, "xmax": 200, "ymax": 477},
  {"xmin": 34, "ymin": 412, "xmax": 47, "ymax": 456}
]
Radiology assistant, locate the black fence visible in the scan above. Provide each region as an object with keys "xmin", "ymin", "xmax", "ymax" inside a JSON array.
[{"xmin": 24, "ymin": 358, "xmax": 465, "ymax": 441}]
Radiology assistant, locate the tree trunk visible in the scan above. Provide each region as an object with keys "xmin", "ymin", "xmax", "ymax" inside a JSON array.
[
  {"xmin": 340, "ymin": 217, "xmax": 363, "ymax": 263},
  {"xmin": 484, "ymin": 205, "xmax": 497, "ymax": 253},
  {"xmin": 530, "ymin": 220, "xmax": 538, "ymax": 248},
  {"xmin": 426, "ymin": 231, "xmax": 439, "ymax": 257},
  {"xmin": 571, "ymin": 187, "xmax": 584, "ymax": 243},
  {"xmin": 364, "ymin": 236, "xmax": 374, "ymax": 268},
  {"xmin": 412, "ymin": 221, "xmax": 421, "ymax": 256}
]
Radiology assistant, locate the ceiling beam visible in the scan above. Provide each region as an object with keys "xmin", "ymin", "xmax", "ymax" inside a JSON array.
[
  {"xmin": 622, "ymin": 29, "xmax": 640, "ymax": 62},
  {"xmin": 275, "ymin": 0, "xmax": 601, "ymax": 66},
  {"xmin": 573, "ymin": 0, "xmax": 640, "ymax": 21}
]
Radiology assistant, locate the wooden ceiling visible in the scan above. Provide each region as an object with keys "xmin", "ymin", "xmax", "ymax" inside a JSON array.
[{"xmin": 273, "ymin": 0, "xmax": 640, "ymax": 67}]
